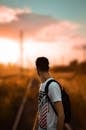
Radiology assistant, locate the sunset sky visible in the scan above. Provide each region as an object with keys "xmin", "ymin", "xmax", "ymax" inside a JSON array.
[{"xmin": 0, "ymin": 0, "xmax": 86, "ymax": 67}]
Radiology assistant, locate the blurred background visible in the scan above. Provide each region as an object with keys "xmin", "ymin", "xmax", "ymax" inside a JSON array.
[{"xmin": 0, "ymin": 0, "xmax": 86, "ymax": 130}]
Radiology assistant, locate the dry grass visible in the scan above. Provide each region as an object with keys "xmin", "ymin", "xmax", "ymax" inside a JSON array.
[{"xmin": 0, "ymin": 70, "xmax": 86, "ymax": 130}]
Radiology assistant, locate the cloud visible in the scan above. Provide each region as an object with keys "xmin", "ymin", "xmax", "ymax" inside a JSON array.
[
  {"xmin": 0, "ymin": 6, "xmax": 31, "ymax": 23},
  {"xmin": 34, "ymin": 21, "xmax": 79, "ymax": 42},
  {"xmin": 0, "ymin": 6, "xmax": 57, "ymax": 39},
  {"xmin": 0, "ymin": 5, "xmax": 86, "ymax": 46},
  {"xmin": 33, "ymin": 20, "xmax": 86, "ymax": 46}
]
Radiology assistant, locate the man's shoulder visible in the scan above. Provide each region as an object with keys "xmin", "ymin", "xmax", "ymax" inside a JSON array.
[
  {"xmin": 48, "ymin": 79, "xmax": 60, "ymax": 87},
  {"xmin": 46, "ymin": 79, "xmax": 61, "ymax": 92}
]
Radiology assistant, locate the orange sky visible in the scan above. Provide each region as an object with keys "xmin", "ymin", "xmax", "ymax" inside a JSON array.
[{"xmin": 0, "ymin": 6, "xmax": 86, "ymax": 67}]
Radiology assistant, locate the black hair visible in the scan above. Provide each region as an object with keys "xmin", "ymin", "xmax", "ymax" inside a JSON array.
[{"xmin": 35, "ymin": 57, "xmax": 49, "ymax": 72}]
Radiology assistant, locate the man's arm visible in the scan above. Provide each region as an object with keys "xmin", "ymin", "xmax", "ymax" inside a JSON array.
[{"xmin": 54, "ymin": 101, "xmax": 65, "ymax": 130}]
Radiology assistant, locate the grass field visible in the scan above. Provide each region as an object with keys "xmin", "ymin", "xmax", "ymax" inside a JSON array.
[
  {"xmin": 0, "ymin": 70, "xmax": 86, "ymax": 130},
  {"xmin": 52, "ymin": 72, "xmax": 86, "ymax": 130}
]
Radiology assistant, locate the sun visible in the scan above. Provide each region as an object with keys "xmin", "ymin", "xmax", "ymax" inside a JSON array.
[
  {"xmin": 0, "ymin": 38, "xmax": 41, "ymax": 66},
  {"xmin": 0, "ymin": 38, "xmax": 70, "ymax": 67},
  {"xmin": 0, "ymin": 38, "xmax": 19, "ymax": 64}
]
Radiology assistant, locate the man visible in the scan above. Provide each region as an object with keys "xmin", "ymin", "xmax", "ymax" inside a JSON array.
[{"xmin": 35, "ymin": 57, "xmax": 64, "ymax": 130}]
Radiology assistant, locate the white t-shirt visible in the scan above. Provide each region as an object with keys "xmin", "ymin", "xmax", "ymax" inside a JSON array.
[{"xmin": 38, "ymin": 78, "xmax": 62, "ymax": 129}]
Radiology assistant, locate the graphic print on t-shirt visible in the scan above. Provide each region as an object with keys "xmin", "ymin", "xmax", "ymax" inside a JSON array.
[{"xmin": 38, "ymin": 90, "xmax": 48, "ymax": 129}]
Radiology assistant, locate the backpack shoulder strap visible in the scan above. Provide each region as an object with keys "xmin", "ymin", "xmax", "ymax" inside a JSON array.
[
  {"xmin": 45, "ymin": 79, "xmax": 57, "ymax": 94},
  {"xmin": 45, "ymin": 79, "xmax": 60, "ymax": 115},
  {"xmin": 45, "ymin": 79, "xmax": 62, "ymax": 94}
]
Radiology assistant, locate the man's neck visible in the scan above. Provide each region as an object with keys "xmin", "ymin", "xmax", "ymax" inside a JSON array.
[{"xmin": 40, "ymin": 72, "xmax": 51, "ymax": 83}]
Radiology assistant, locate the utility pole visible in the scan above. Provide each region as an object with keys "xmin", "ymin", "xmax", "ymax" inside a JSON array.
[
  {"xmin": 82, "ymin": 44, "xmax": 86, "ymax": 62},
  {"xmin": 74, "ymin": 44, "xmax": 86, "ymax": 62},
  {"xmin": 19, "ymin": 30, "xmax": 24, "ymax": 74}
]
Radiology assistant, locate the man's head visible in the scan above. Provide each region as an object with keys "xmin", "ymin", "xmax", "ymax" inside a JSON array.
[{"xmin": 35, "ymin": 57, "xmax": 49, "ymax": 73}]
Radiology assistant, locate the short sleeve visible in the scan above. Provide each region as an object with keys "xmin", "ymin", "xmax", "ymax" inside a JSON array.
[{"xmin": 48, "ymin": 82, "xmax": 62, "ymax": 102}]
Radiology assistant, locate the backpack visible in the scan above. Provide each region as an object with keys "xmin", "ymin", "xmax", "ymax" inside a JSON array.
[{"xmin": 45, "ymin": 79, "xmax": 71, "ymax": 123}]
